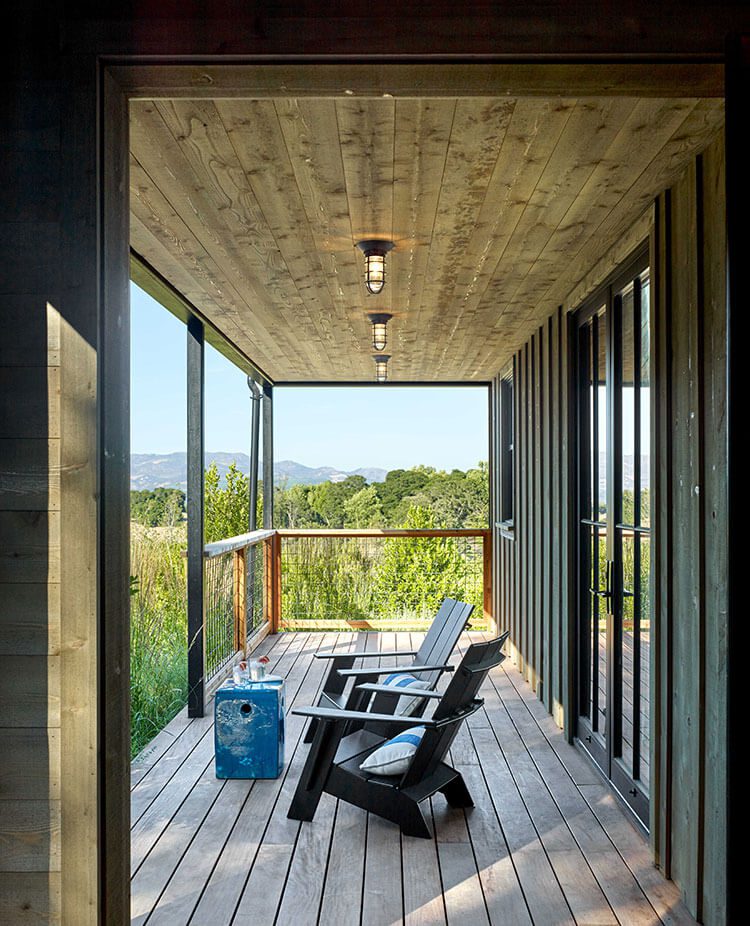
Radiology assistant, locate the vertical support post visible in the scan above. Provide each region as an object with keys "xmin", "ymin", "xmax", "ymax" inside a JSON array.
[
  {"xmin": 234, "ymin": 547, "xmax": 247, "ymax": 653},
  {"xmin": 248, "ymin": 379, "xmax": 261, "ymax": 531},
  {"xmin": 187, "ymin": 315, "xmax": 205, "ymax": 717},
  {"xmin": 725, "ymin": 34, "xmax": 749, "ymax": 925},
  {"xmin": 483, "ymin": 530, "xmax": 494, "ymax": 632},
  {"xmin": 262, "ymin": 385, "xmax": 274, "ymax": 529}
]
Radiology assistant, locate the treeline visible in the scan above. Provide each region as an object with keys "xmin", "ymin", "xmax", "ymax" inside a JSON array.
[{"xmin": 130, "ymin": 461, "xmax": 489, "ymax": 539}]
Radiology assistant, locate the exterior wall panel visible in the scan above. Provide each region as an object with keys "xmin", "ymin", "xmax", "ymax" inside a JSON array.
[{"xmin": 492, "ymin": 130, "xmax": 727, "ymax": 924}]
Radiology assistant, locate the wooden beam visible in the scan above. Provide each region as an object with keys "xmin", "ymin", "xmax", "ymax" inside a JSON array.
[{"xmin": 109, "ymin": 62, "xmax": 725, "ymax": 99}]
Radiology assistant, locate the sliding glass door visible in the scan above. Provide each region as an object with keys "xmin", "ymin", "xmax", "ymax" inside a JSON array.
[{"xmin": 575, "ymin": 252, "xmax": 651, "ymax": 827}]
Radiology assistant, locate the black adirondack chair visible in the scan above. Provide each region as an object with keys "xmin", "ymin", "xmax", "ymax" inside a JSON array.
[
  {"xmin": 288, "ymin": 632, "xmax": 509, "ymax": 838},
  {"xmin": 303, "ymin": 597, "xmax": 474, "ymax": 744}
]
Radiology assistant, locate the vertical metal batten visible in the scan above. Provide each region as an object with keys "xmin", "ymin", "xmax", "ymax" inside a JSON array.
[
  {"xmin": 187, "ymin": 316, "xmax": 206, "ymax": 717},
  {"xmin": 262, "ymin": 386, "xmax": 274, "ymax": 530}
]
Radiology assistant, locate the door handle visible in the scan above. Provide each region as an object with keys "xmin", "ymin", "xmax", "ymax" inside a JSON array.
[{"xmin": 590, "ymin": 561, "xmax": 615, "ymax": 601}]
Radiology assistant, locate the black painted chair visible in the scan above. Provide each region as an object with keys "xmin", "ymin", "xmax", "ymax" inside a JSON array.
[
  {"xmin": 288, "ymin": 632, "xmax": 510, "ymax": 838},
  {"xmin": 303, "ymin": 597, "xmax": 474, "ymax": 744}
]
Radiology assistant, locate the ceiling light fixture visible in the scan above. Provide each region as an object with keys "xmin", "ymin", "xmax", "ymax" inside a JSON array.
[
  {"xmin": 373, "ymin": 354, "xmax": 391, "ymax": 383},
  {"xmin": 356, "ymin": 240, "xmax": 394, "ymax": 295},
  {"xmin": 367, "ymin": 313, "xmax": 393, "ymax": 351}
]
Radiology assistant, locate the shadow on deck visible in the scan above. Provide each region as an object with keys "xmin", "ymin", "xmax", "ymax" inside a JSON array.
[{"xmin": 130, "ymin": 632, "xmax": 695, "ymax": 926}]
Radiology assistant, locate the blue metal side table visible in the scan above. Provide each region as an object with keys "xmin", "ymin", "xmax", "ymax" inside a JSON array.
[{"xmin": 214, "ymin": 676, "xmax": 285, "ymax": 779}]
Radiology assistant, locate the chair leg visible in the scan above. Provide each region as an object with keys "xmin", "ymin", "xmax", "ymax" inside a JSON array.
[
  {"xmin": 400, "ymin": 800, "xmax": 432, "ymax": 839},
  {"xmin": 288, "ymin": 717, "xmax": 346, "ymax": 823},
  {"xmin": 439, "ymin": 773, "xmax": 474, "ymax": 809},
  {"xmin": 303, "ymin": 717, "xmax": 319, "ymax": 744}
]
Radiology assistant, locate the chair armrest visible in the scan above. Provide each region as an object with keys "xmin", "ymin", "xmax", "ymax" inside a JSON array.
[
  {"xmin": 354, "ymin": 683, "xmax": 444, "ymax": 699},
  {"xmin": 292, "ymin": 705, "xmax": 436, "ymax": 726},
  {"xmin": 314, "ymin": 650, "xmax": 418, "ymax": 660},
  {"xmin": 337, "ymin": 663, "xmax": 455, "ymax": 679}
]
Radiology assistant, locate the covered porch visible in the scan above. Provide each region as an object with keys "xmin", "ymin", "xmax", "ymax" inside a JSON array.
[
  {"xmin": 3, "ymin": 12, "xmax": 746, "ymax": 923},
  {"xmin": 131, "ymin": 631, "xmax": 693, "ymax": 926}
]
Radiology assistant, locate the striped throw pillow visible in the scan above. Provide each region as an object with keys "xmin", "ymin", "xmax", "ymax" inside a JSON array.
[
  {"xmin": 381, "ymin": 672, "xmax": 431, "ymax": 716},
  {"xmin": 359, "ymin": 726, "xmax": 426, "ymax": 776}
]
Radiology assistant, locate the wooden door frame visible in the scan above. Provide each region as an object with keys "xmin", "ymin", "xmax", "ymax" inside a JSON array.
[{"xmin": 94, "ymin": 57, "xmax": 728, "ymax": 921}]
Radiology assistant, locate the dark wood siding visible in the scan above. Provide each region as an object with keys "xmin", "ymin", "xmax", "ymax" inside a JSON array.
[
  {"xmin": 0, "ymin": 29, "xmax": 62, "ymax": 923},
  {"xmin": 653, "ymin": 131, "xmax": 727, "ymax": 924},
  {"xmin": 493, "ymin": 129, "xmax": 727, "ymax": 924},
  {"xmin": 493, "ymin": 305, "xmax": 572, "ymax": 733}
]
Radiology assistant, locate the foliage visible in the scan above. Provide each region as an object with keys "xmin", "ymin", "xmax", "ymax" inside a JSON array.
[
  {"xmin": 130, "ymin": 524, "xmax": 187, "ymax": 758},
  {"xmin": 283, "ymin": 536, "xmax": 374, "ymax": 626},
  {"xmin": 131, "ymin": 487, "xmax": 185, "ymax": 527},
  {"xmin": 272, "ymin": 463, "xmax": 489, "ymax": 529},
  {"xmin": 131, "ymin": 460, "xmax": 489, "ymax": 753},
  {"xmin": 373, "ymin": 506, "xmax": 477, "ymax": 617},
  {"xmin": 204, "ymin": 462, "xmax": 263, "ymax": 542},
  {"xmin": 205, "ymin": 461, "xmax": 249, "ymax": 542},
  {"xmin": 344, "ymin": 484, "xmax": 384, "ymax": 528}
]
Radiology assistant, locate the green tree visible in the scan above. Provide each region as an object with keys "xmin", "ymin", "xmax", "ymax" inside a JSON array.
[
  {"xmin": 130, "ymin": 488, "xmax": 186, "ymax": 527},
  {"xmin": 275, "ymin": 482, "xmax": 319, "ymax": 528},
  {"xmin": 344, "ymin": 484, "xmax": 384, "ymax": 528},
  {"xmin": 204, "ymin": 461, "xmax": 250, "ymax": 542},
  {"xmin": 375, "ymin": 468, "xmax": 432, "ymax": 524},
  {"xmin": 374, "ymin": 505, "xmax": 469, "ymax": 615}
]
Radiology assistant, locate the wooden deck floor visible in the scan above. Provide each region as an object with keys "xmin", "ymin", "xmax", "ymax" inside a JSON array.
[{"xmin": 130, "ymin": 632, "xmax": 696, "ymax": 926}]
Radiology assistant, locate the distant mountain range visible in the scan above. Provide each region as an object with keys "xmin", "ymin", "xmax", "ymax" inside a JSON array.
[{"xmin": 130, "ymin": 453, "xmax": 388, "ymax": 491}]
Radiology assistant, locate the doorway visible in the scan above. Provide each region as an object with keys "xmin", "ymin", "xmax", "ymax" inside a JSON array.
[{"xmin": 574, "ymin": 248, "xmax": 651, "ymax": 827}]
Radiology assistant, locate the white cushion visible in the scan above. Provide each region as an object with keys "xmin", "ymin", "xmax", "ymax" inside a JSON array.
[
  {"xmin": 381, "ymin": 672, "xmax": 431, "ymax": 716},
  {"xmin": 359, "ymin": 726, "xmax": 426, "ymax": 776}
]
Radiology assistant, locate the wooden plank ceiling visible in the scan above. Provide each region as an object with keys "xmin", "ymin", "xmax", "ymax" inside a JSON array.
[{"xmin": 129, "ymin": 96, "xmax": 723, "ymax": 382}]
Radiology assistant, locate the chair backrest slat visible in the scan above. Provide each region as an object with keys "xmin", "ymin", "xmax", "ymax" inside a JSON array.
[
  {"xmin": 399, "ymin": 632, "xmax": 509, "ymax": 788},
  {"xmin": 412, "ymin": 598, "xmax": 474, "ymax": 689}
]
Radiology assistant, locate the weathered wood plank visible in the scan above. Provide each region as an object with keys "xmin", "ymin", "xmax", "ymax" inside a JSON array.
[
  {"xmin": 579, "ymin": 784, "xmax": 697, "ymax": 926},
  {"xmin": 0, "ymin": 583, "xmax": 60, "ymax": 655},
  {"xmin": 0, "ymin": 297, "xmax": 60, "ymax": 368},
  {"xmin": 0, "ymin": 729, "xmax": 60, "ymax": 801},
  {"xmin": 0, "ymin": 654, "xmax": 59, "ymax": 728},
  {"xmin": 197, "ymin": 633, "xmax": 344, "ymax": 925},
  {"xmin": 130, "ymin": 633, "xmax": 699, "ymax": 926},
  {"xmin": 668, "ymin": 162, "xmax": 702, "ymax": 915},
  {"xmin": 0, "ymin": 439, "xmax": 60, "ymax": 511},
  {"xmin": 699, "ymin": 128, "xmax": 727, "ymax": 926},
  {"xmin": 0, "ymin": 800, "xmax": 60, "ymax": 872},
  {"xmin": 0, "ymin": 872, "xmax": 61, "ymax": 926},
  {"xmin": 361, "ymin": 632, "xmax": 406, "ymax": 926},
  {"xmin": 469, "ymin": 726, "xmax": 575, "ymax": 925},
  {"xmin": 479, "ymin": 678, "xmax": 616, "ymax": 924},
  {"xmin": 0, "ymin": 368, "xmax": 60, "ymax": 441},
  {"xmin": 455, "ymin": 752, "xmax": 531, "ymax": 925}
]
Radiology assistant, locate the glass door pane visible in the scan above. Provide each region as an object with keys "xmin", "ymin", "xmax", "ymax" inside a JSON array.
[{"xmin": 576, "ymin": 258, "xmax": 650, "ymax": 829}]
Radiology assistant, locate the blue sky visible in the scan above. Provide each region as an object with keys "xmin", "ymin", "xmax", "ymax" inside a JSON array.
[{"xmin": 130, "ymin": 283, "xmax": 488, "ymax": 471}]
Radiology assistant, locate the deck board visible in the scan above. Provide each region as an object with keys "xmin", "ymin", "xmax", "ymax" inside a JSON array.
[{"xmin": 130, "ymin": 632, "xmax": 697, "ymax": 926}]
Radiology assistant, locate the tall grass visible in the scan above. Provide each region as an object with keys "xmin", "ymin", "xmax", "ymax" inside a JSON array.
[{"xmin": 130, "ymin": 523, "xmax": 188, "ymax": 758}]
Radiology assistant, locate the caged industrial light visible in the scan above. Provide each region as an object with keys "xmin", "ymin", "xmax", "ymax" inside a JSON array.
[
  {"xmin": 367, "ymin": 313, "xmax": 392, "ymax": 351},
  {"xmin": 356, "ymin": 240, "xmax": 394, "ymax": 295},
  {"xmin": 373, "ymin": 354, "xmax": 391, "ymax": 383}
]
